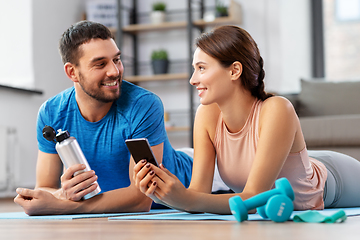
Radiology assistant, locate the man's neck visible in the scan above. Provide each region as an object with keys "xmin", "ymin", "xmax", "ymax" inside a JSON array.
[{"xmin": 75, "ymin": 89, "xmax": 113, "ymax": 123}]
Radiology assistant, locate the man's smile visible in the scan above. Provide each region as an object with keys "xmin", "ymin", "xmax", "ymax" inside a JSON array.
[{"xmin": 102, "ymin": 80, "xmax": 118, "ymax": 87}]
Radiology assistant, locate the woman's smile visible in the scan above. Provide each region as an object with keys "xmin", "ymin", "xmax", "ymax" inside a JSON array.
[{"xmin": 197, "ymin": 87, "xmax": 207, "ymax": 97}]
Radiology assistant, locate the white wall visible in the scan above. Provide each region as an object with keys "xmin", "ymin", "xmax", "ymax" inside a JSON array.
[
  {"xmin": 0, "ymin": 0, "xmax": 311, "ymax": 194},
  {"xmin": 236, "ymin": 0, "xmax": 311, "ymax": 94},
  {"xmin": 0, "ymin": 0, "xmax": 85, "ymax": 194},
  {"xmin": 0, "ymin": 1, "xmax": 34, "ymax": 88}
]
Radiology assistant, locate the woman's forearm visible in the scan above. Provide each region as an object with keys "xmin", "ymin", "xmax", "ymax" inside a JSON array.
[{"xmin": 178, "ymin": 189, "xmax": 236, "ymax": 214}]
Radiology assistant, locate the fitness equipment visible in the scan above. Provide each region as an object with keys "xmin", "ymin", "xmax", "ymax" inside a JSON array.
[
  {"xmin": 229, "ymin": 178, "xmax": 295, "ymax": 222},
  {"xmin": 256, "ymin": 177, "xmax": 295, "ymax": 222},
  {"xmin": 257, "ymin": 194, "xmax": 294, "ymax": 222},
  {"xmin": 293, "ymin": 209, "xmax": 347, "ymax": 223}
]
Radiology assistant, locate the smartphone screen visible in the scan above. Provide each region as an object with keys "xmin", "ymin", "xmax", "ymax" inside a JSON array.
[{"xmin": 125, "ymin": 138, "xmax": 159, "ymax": 167}]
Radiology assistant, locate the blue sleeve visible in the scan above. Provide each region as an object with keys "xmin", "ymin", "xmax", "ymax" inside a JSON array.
[
  {"xmin": 37, "ymin": 102, "xmax": 57, "ymax": 154},
  {"xmin": 129, "ymin": 93, "xmax": 166, "ymax": 146}
]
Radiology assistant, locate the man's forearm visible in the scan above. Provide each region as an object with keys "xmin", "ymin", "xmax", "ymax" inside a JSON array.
[
  {"xmin": 16, "ymin": 185, "xmax": 153, "ymax": 216},
  {"xmin": 67, "ymin": 185, "xmax": 153, "ymax": 214}
]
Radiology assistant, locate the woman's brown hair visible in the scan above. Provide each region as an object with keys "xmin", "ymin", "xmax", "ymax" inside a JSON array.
[{"xmin": 195, "ymin": 25, "xmax": 273, "ymax": 101}]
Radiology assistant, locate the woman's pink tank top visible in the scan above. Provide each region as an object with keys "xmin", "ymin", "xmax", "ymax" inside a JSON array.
[{"xmin": 213, "ymin": 99, "xmax": 327, "ymax": 210}]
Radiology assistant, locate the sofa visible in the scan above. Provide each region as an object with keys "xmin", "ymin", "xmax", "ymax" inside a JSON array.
[{"xmin": 282, "ymin": 79, "xmax": 360, "ymax": 161}]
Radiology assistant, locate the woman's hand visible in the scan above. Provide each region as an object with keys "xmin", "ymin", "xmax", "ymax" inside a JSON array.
[
  {"xmin": 133, "ymin": 160, "xmax": 188, "ymax": 210},
  {"xmin": 55, "ymin": 164, "xmax": 99, "ymax": 201},
  {"xmin": 133, "ymin": 160, "xmax": 156, "ymax": 196}
]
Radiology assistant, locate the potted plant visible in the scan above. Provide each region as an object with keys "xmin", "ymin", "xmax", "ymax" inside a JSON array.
[
  {"xmin": 215, "ymin": 0, "xmax": 228, "ymax": 17},
  {"xmin": 151, "ymin": 2, "xmax": 166, "ymax": 24},
  {"xmin": 151, "ymin": 49, "xmax": 169, "ymax": 74}
]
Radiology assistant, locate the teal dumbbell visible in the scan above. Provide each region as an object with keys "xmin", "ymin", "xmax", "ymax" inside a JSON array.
[
  {"xmin": 256, "ymin": 178, "xmax": 295, "ymax": 222},
  {"xmin": 229, "ymin": 178, "xmax": 295, "ymax": 222},
  {"xmin": 257, "ymin": 194, "xmax": 294, "ymax": 222}
]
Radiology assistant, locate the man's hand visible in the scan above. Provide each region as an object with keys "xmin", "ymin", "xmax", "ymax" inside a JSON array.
[
  {"xmin": 56, "ymin": 164, "xmax": 99, "ymax": 201},
  {"xmin": 14, "ymin": 188, "xmax": 74, "ymax": 216}
]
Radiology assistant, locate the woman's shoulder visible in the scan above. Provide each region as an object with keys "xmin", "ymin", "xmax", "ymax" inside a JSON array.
[
  {"xmin": 194, "ymin": 104, "xmax": 221, "ymax": 136},
  {"xmin": 196, "ymin": 103, "xmax": 221, "ymax": 121},
  {"xmin": 261, "ymin": 96, "xmax": 295, "ymax": 114},
  {"xmin": 259, "ymin": 96, "xmax": 299, "ymax": 127}
]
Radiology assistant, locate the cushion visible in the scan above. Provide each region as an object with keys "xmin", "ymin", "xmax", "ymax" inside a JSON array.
[
  {"xmin": 300, "ymin": 115, "xmax": 360, "ymax": 147},
  {"xmin": 297, "ymin": 79, "xmax": 360, "ymax": 117}
]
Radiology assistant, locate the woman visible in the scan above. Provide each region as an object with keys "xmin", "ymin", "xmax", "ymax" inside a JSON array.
[{"xmin": 133, "ymin": 25, "xmax": 360, "ymax": 214}]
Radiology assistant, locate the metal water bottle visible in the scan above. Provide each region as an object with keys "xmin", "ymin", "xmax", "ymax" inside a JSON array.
[{"xmin": 43, "ymin": 126, "xmax": 101, "ymax": 199}]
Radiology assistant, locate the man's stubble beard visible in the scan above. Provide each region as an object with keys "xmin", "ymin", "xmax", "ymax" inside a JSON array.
[{"xmin": 78, "ymin": 72, "xmax": 122, "ymax": 103}]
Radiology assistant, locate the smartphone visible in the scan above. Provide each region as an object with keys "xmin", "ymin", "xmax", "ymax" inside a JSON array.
[{"xmin": 125, "ymin": 138, "xmax": 159, "ymax": 167}]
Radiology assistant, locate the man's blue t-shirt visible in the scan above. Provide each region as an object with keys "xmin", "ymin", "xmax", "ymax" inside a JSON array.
[{"xmin": 37, "ymin": 81, "xmax": 192, "ymax": 193}]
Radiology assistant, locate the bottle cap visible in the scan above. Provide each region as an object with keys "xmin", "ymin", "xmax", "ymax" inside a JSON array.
[
  {"xmin": 42, "ymin": 125, "xmax": 56, "ymax": 142},
  {"xmin": 55, "ymin": 129, "xmax": 70, "ymax": 142}
]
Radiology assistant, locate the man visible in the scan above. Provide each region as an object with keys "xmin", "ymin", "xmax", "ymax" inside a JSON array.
[{"xmin": 14, "ymin": 20, "xmax": 193, "ymax": 215}]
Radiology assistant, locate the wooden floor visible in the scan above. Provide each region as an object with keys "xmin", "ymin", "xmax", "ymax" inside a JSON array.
[{"xmin": 0, "ymin": 198, "xmax": 359, "ymax": 240}]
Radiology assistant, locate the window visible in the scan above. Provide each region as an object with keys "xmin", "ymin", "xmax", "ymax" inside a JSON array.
[
  {"xmin": 323, "ymin": 0, "xmax": 360, "ymax": 80},
  {"xmin": 0, "ymin": 0, "xmax": 34, "ymax": 89}
]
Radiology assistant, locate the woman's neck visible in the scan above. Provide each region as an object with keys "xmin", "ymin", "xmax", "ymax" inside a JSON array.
[{"xmin": 218, "ymin": 89, "xmax": 256, "ymax": 133}]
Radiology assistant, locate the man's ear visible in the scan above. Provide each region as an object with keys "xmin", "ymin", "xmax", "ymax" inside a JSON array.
[
  {"xmin": 64, "ymin": 62, "xmax": 79, "ymax": 83},
  {"xmin": 230, "ymin": 61, "xmax": 242, "ymax": 81}
]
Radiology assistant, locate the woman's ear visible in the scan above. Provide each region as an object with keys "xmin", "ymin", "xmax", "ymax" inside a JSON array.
[
  {"xmin": 64, "ymin": 62, "xmax": 79, "ymax": 83},
  {"xmin": 230, "ymin": 61, "xmax": 242, "ymax": 81}
]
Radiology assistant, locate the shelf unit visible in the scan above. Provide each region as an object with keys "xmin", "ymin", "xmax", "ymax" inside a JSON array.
[
  {"xmin": 117, "ymin": 16, "xmax": 241, "ymax": 34},
  {"xmin": 116, "ymin": 0, "xmax": 241, "ymax": 146},
  {"xmin": 124, "ymin": 73, "xmax": 189, "ymax": 83},
  {"xmin": 166, "ymin": 126, "xmax": 190, "ymax": 132}
]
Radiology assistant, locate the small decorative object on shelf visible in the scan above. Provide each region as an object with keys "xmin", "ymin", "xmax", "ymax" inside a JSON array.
[
  {"xmin": 151, "ymin": 2, "xmax": 166, "ymax": 24},
  {"xmin": 85, "ymin": 0, "xmax": 118, "ymax": 29},
  {"xmin": 203, "ymin": 11, "xmax": 216, "ymax": 22},
  {"xmin": 151, "ymin": 49, "xmax": 169, "ymax": 74},
  {"xmin": 215, "ymin": 0, "xmax": 229, "ymax": 17},
  {"xmin": 164, "ymin": 111, "xmax": 172, "ymax": 129}
]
